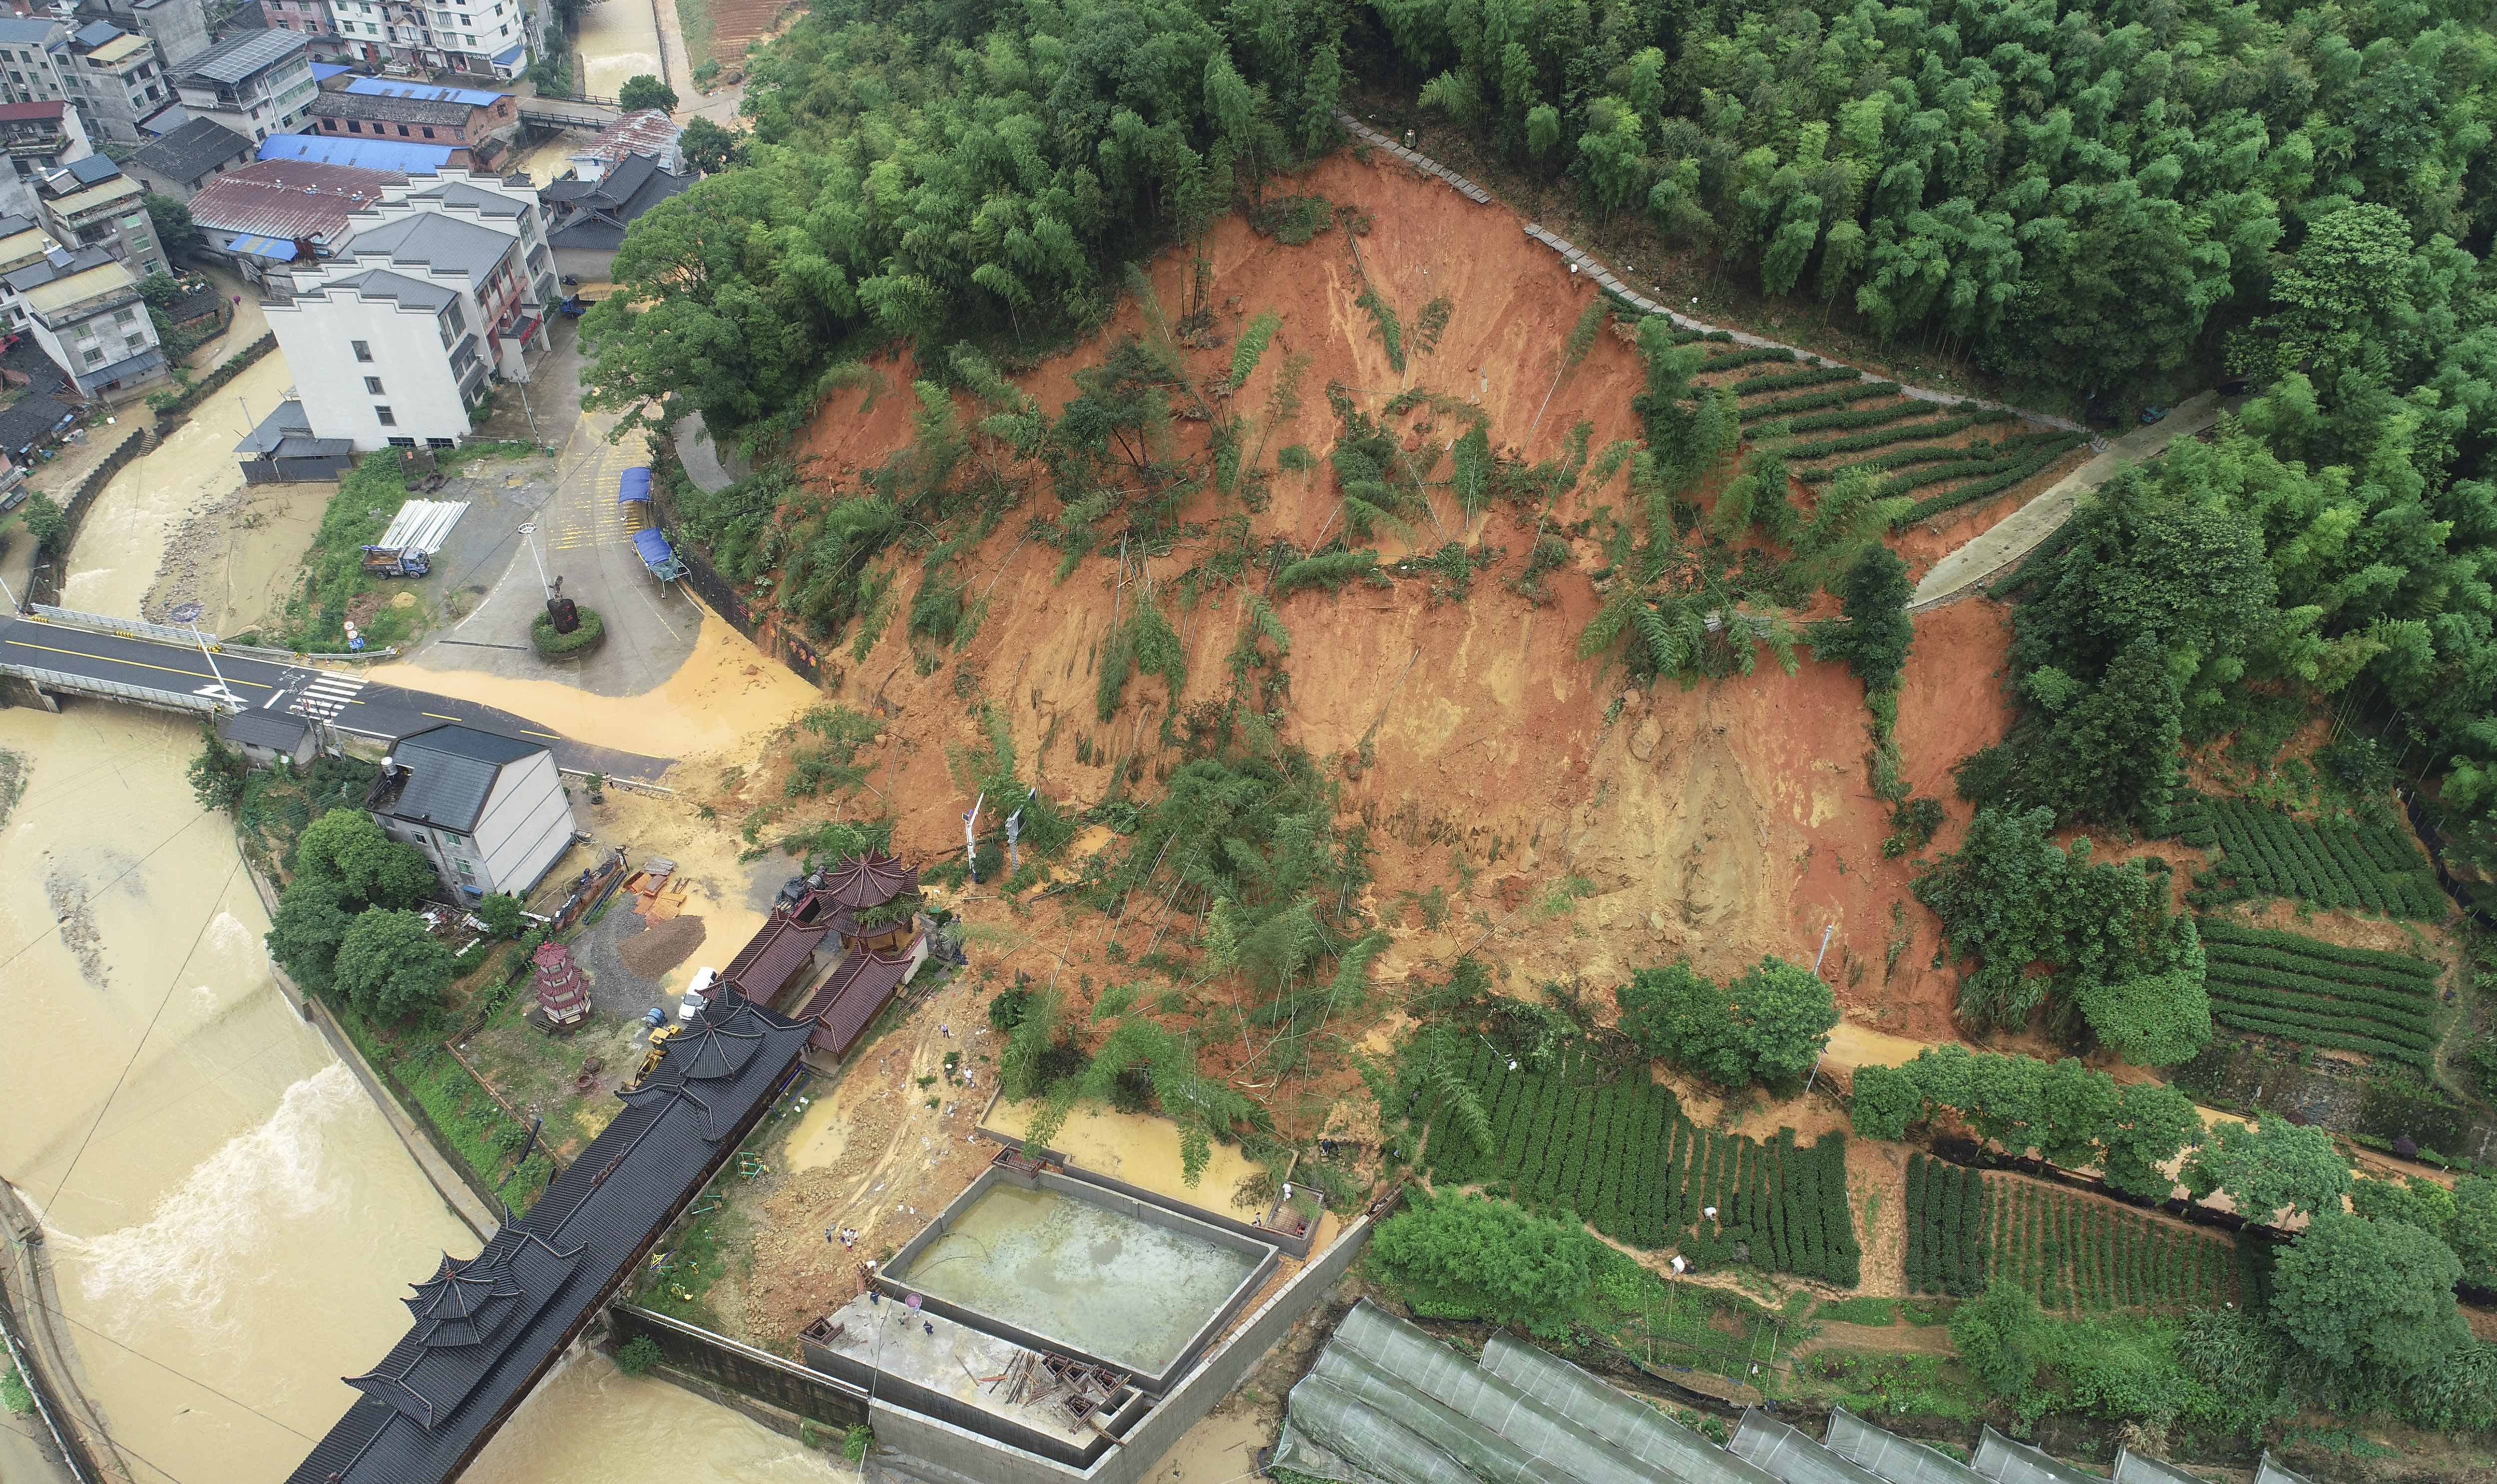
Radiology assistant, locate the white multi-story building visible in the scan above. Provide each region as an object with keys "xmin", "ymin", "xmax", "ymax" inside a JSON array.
[
  {"xmin": 172, "ymin": 29, "xmax": 314, "ymax": 144},
  {"xmin": 267, "ymin": 170, "xmax": 554, "ymax": 450},
  {"xmin": 326, "ymin": 0, "xmax": 527, "ymax": 80},
  {"xmin": 34, "ymin": 155, "xmax": 165, "ymax": 276}
]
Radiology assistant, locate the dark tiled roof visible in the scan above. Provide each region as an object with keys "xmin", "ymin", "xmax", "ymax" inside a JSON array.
[
  {"xmin": 0, "ymin": 393, "xmax": 73, "ymax": 451},
  {"xmin": 131, "ymin": 117, "xmax": 255, "ymax": 185},
  {"xmin": 313, "ymin": 91, "xmax": 474, "ymax": 127},
  {"xmin": 543, "ymin": 151, "xmax": 690, "ymax": 252},
  {"xmin": 820, "ymin": 849, "xmax": 917, "ymax": 909},
  {"xmin": 372, "ymin": 724, "xmax": 546, "ymax": 832},
  {"xmin": 798, "ymin": 949, "xmax": 914, "ymax": 1059},
  {"xmin": 217, "ymin": 710, "xmax": 312, "ymax": 749},
  {"xmin": 287, "ymin": 993, "xmax": 811, "ymax": 1484},
  {"xmin": 720, "ymin": 912, "xmax": 829, "ymax": 1000}
]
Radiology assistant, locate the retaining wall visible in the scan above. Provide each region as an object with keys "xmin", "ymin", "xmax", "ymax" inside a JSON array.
[
  {"xmin": 872, "ymin": 1207, "xmax": 1376, "ymax": 1484},
  {"xmin": 608, "ymin": 1304, "xmax": 870, "ymax": 1429}
]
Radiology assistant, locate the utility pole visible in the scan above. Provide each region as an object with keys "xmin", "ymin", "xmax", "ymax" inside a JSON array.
[{"xmin": 168, "ymin": 601, "xmax": 236, "ymax": 712}]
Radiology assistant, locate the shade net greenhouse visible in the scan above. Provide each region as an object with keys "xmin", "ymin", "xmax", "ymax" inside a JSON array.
[
  {"xmin": 1974, "ymin": 1427, "xmax": 2105, "ymax": 1484},
  {"xmin": 1734, "ymin": 1410, "xmax": 1888, "ymax": 1484},
  {"xmin": 2112, "ymin": 1447, "xmax": 2217, "ymax": 1484},
  {"xmin": 1824, "ymin": 1406, "xmax": 1988, "ymax": 1484},
  {"xmin": 1269, "ymin": 1300, "xmax": 1779, "ymax": 1484}
]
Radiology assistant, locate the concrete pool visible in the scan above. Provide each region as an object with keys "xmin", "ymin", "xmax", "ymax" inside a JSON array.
[{"xmin": 885, "ymin": 1170, "xmax": 1275, "ymax": 1389}]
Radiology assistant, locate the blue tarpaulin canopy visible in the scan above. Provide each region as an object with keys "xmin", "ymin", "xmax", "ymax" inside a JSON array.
[
  {"xmin": 617, "ymin": 465, "xmax": 652, "ymax": 503},
  {"xmin": 633, "ymin": 526, "xmax": 686, "ymax": 580}
]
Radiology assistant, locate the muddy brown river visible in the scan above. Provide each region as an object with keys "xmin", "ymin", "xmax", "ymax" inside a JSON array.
[{"xmin": 2, "ymin": 334, "xmax": 835, "ymax": 1481}]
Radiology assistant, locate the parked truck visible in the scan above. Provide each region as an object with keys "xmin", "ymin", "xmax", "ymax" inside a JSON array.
[{"xmin": 360, "ymin": 545, "xmax": 431, "ymax": 577}]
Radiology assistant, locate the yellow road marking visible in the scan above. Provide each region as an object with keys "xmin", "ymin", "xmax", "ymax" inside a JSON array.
[
  {"xmin": 422, "ymin": 711, "xmax": 462, "ymax": 721},
  {"xmin": 520, "ymin": 730, "xmax": 558, "ymax": 740},
  {"xmin": 1, "ymin": 636, "xmax": 274, "ymax": 690}
]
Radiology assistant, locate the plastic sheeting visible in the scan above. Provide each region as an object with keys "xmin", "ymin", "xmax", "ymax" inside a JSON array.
[
  {"xmin": 2254, "ymin": 1453, "xmax": 2314, "ymax": 1484},
  {"xmin": 633, "ymin": 527, "xmax": 678, "ymax": 568},
  {"xmin": 1825, "ymin": 1406, "xmax": 1988, "ymax": 1484},
  {"xmin": 618, "ymin": 465, "xmax": 652, "ymax": 502},
  {"xmin": 1272, "ymin": 1301, "xmax": 1775, "ymax": 1484},
  {"xmin": 2113, "ymin": 1447, "xmax": 2216, "ymax": 1484},
  {"xmin": 1733, "ymin": 1410, "xmax": 1888, "ymax": 1484},
  {"xmin": 1974, "ymin": 1427, "xmax": 2102, "ymax": 1484},
  {"xmin": 1478, "ymin": 1332, "xmax": 1780, "ymax": 1484},
  {"xmin": 377, "ymin": 499, "xmax": 469, "ymax": 554}
]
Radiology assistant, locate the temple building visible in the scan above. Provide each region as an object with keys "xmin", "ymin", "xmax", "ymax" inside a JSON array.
[{"xmin": 287, "ymin": 993, "xmax": 811, "ymax": 1484}]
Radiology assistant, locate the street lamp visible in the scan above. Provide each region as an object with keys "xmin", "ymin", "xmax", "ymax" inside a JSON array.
[
  {"xmin": 168, "ymin": 600, "xmax": 239, "ymax": 713},
  {"xmin": 518, "ymin": 521, "xmax": 551, "ymax": 599}
]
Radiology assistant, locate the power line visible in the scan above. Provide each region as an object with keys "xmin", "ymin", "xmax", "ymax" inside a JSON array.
[
  {"xmin": 48, "ymin": 856, "xmax": 244, "ymax": 1206},
  {"xmin": 21, "ymin": 1293, "xmax": 315, "ymax": 1445},
  {"xmin": 0, "ymin": 810, "xmax": 221, "ymax": 980}
]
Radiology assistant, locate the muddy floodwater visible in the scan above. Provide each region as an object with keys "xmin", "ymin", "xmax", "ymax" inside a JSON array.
[
  {"xmin": 573, "ymin": 0, "xmax": 664, "ymax": 101},
  {"xmin": 896, "ymin": 1183, "xmax": 1259, "ymax": 1376}
]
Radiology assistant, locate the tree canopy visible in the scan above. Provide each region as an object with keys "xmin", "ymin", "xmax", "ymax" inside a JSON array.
[
  {"xmin": 1614, "ymin": 954, "xmax": 1836, "ymax": 1093},
  {"xmin": 2269, "ymin": 1210, "xmax": 2470, "ymax": 1395},
  {"xmin": 1848, "ymin": 1046, "xmax": 2199, "ymax": 1201},
  {"xmin": 295, "ymin": 808, "xmax": 433, "ymax": 909},
  {"xmin": 1912, "ymin": 805, "xmax": 2209, "ymax": 1061},
  {"xmin": 1367, "ymin": 1190, "xmax": 1595, "ymax": 1337},
  {"xmin": 2181, "ymin": 1114, "xmax": 2351, "ymax": 1220},
  {"xmin": 332, "ymin": 909, "xmax": 455, "ymax": 1022}
]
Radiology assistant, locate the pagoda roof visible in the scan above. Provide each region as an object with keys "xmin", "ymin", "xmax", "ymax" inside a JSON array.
[{"xmin": 819, "ymin": 849, "xmax": 917, "ymax": 909}]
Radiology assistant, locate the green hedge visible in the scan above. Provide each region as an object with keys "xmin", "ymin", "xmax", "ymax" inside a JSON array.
[
  {"xmin": 1980, "ymin": 1173, "xmax": 2233, "ymax": 1313},
  {"xmin": 2195, "ymin": 917, "xmax": 2444, "ymax": 978},
  {"xmin": 2201, "ymin": 979, "xmax": 2435, "ymax": 1047},
  {"xmin": 530, "ymin": 605, "xmax": 607, "ymax": 657},
  {"xmin": 1892, "ymin": 441, "xmax": 2086, "ymax": 524},
  {"xmin": 2185, "ymin": 797, "xmax": 2445, "ymax": 919},
  {"xmin": 1698, "ymin": 344, "xmax": 1800, "ymax": 372},
  {"xmin": 1743, "ymin": 388, "xmax": 1912, "ymax": 429},
  {"xmin": 1726, "ymin": 365, "xmax": 1862, "ymax": 397},
  {"xmin": 1423, "ymin": 1043, "xmax": 1854, "ymax": 1281},
  {"xmin": 2211, "ymin": 1009, "xmax": 2434, "ymax": 1066},
  {"xmin": 1781, "ymin": 411, "xmax": 2007, "ymax": 463}
]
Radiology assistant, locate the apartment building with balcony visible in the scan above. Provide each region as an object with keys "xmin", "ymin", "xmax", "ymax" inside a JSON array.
[
  {"xmin": 0, "ymin": 17, "xmax": 178, "ymax": 146},
  {"xmin": 81, "ymin": 0, "xmax": 213, "ymax": 69},
  {"xmin": 173, "ymin": 28, "xmax": 314, "ymax": 142},
  {"xmin": 266, "ymin": 170, "xmax": 551, "ymax": 449},
  {"xmin": 0, "ymin": 243, "xmax": 165, "ymax": 396},
  {"xmin": 0, "ymin": 100, "xmax": 94, "ymax": 180},
  {"xmin": 325, "ymin": 0, "xmax": 526, "ymax": 79},
  {"xmin": 34, "ymin": 155, "xmax": 164, "ymax": 275}
]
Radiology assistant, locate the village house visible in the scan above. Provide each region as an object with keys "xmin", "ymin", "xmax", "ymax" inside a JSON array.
[
  {"xmin": 364, "ymin": 723, "xmax": 575, "ymax": 899},
  {"xmin": 124, "ymin": 114, "xmax": 252, "ymax": 200}
]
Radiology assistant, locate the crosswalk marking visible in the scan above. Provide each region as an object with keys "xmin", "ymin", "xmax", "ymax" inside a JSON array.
[{"xmin": 289, "ymin": 672, "xmax": 368, "ymax": 719}]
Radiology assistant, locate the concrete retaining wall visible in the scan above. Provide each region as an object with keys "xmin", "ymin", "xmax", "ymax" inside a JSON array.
[
  {"xmin": 871, "ymin": 1210, "xmax": 1376, "ymax": 1484},
  {"xmin": 609, "ymin": 1304, "xmax": 870, "ymax": 1429}
]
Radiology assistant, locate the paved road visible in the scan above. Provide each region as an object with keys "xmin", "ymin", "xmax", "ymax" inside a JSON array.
[
  {"xmin": 1908, "ymin": 389, "xmax": 2229, "ymax": 609},
  {"xmin": 0, "ymin": 614, "xmax": 674, "ymax": 781}
]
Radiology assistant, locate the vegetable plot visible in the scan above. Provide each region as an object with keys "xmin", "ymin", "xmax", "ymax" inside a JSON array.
[
  {"xmin": 1974, "ymin": 1170, "xmax": 2236, "ymax": 1313},
  {"xmin": 2172, "ymin": 795, "xmax": 2446, "ymax": 920},
  {"xmin": 2194, "ymin": 919, "xmax": 2444, "ymax": 1069},
  {"xmin": 1422, "ymin": 1042, "xmax": 1859, "ymax": 1283}
]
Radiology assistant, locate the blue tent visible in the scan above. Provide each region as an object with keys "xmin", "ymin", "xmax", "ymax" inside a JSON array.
[
  {"xmin": 632, "ymin": 526, "xmax": 686, "ymax": 581},
  {"xmin": 617, "ymin": 465, "xmax": 652, "ymax": 503}
]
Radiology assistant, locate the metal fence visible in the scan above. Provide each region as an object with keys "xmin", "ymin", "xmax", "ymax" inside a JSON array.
[
  {"xmin": 0, "ymin": 663, "xmax": 217, "ymax": 716},
  {"xmin": 29, "ymin": 603, "xmax": 218, "ymax": 646}
]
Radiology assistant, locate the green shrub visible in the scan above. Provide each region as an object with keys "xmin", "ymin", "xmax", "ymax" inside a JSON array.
[
  {"xmin": 531, "ymin": 605, "xmax": 607, "ymax": 656},
  {"xmin": 1272, "ymin": 548, "xmax": 1381, "ymax": 597}
]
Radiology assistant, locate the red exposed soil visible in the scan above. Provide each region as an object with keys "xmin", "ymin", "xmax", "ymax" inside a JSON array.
[
  {"xmin": 706, "ymin": 0, "xmax": 796, "ymax": 52},
  {"xmin": 774, "ymin": 150, "xmax": 2030, "ymax": 1098}
]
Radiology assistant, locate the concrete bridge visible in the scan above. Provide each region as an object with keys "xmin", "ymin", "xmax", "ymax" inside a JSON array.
[
  {"xmin": 516, "ymin": 99, "xmax": 622, "ymax": 132},
  {"xmin": 0, "ymin": 606, "xmax": 671, "ymax": 781}
]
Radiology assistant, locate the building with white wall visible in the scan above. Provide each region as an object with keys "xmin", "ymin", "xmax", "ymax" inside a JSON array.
[
  {"xmin": 173, "ymin": 28, "xmax": 313, "ymax": 143},
  {"xmin": 0, "ymin": 16, "xmax": 181, "ymax": 146},
  {"xmin": 266, "ymin": 169, "xmax": 552, "ymax": 449},
  {"xmin": 33, "ymin": 155, "xmax": 164, "ymax": 275},
  {"xmin": 325, "ymin": 0, "xmax": 526, "ymax": 79},
  {"xmin": 82, "ymin": 0, "xmax": 212, "ymax": 70},
  {"xmin": 365, "ymin": 724, "xmax": 576, "ymax": 899}
]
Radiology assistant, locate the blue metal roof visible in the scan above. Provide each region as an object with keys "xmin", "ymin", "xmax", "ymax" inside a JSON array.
[
  {"xmin": 344, "ymin": 76, "xmax": 504, "ymax": 108},
  {"xmin": 310, "ymin": 61, "xmax": 353, "ymax": 80},
  {"xmin": 220, "ymin": 230, "xmax": 296, "ymax": 259},
  {"xmin": 258, "ymin": 133, "xmax": 456, "ymax": 172},
  {"xmin": 492, "ymin": 41, "xmax": 525, "ymax": 66},
  {"xmin": 617, "ymin": 465, "xmax": 651, "ymax": 502}
]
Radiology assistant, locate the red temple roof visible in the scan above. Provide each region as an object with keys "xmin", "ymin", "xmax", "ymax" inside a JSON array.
[
  {"xmin": 720, "ymin": 913, "xmax": 829, "ymax": 1000},
  {"xmin": 795, "ymin": 949, "xmax": 914, "ymax": 1059},
  {"xmin": 818, "ymin": 849, "xmax": 917, "ymax": 910}
]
